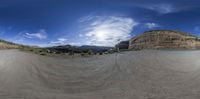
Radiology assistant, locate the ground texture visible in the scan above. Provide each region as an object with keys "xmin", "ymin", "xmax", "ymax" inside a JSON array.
[{"xmin": 0, "ymin": 50, "xmax": 200, "ymax": 99}]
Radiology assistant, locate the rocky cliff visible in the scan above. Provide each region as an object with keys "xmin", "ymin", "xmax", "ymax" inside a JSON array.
[{"xmin": 129, "ymin": 30, "xmax": 200, "ymax": 49}]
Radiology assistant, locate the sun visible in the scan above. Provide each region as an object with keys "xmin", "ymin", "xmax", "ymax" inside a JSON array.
[{"xmin": 95, "ymin": 30, "xmax": 108, "ymax": 41}]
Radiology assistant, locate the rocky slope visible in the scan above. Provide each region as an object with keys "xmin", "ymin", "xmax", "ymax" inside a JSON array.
[{"xmin": 0, "ymin": 39, "xmax": 20, "ymax": 49}]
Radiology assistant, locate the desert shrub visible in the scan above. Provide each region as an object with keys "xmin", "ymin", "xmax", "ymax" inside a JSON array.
[
  {"xmin": 81, "ymin": 53, "xmax": 85, "ymax": 56},
  {"xmin": 29, "ymin": 49, "xmax": 33, "ymax": 52},
  {"xmin": 46, "ymin": 50, "xmax": 53, "ymax": 53},
  {"xmin": 68, "ymin": 51, "xmax": 74, "ymax": 56},
  {"xmin": 99, "ymin": 52, "xmax": 103, "ymax": 55},
  {"xmin": 55, "ymin": 51, "xmax": 61, "ymax": 54},
  {"xmin": 40, "ymin": 53, "xmax": 46, "ymax": 56},
  {"xmin": 82, "ymin": 49, "xmax": 89, "ymax": 53},
  {"xmin": 87, "ymin": 50, "xmax": 93, "ymax": 55}
]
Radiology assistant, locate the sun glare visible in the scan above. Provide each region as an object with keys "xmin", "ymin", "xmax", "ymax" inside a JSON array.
[{"xmin": 95, "ymin": 30, "xmax": 107, "ymax": 41}]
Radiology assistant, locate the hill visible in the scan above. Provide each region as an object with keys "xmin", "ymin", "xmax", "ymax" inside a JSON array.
[{"xmin": 0, "ymin": 39, "xmax": 20, "ymax": 49}]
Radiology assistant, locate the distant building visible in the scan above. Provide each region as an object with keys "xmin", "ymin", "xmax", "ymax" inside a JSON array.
[
  {"xmin": 116, "ymin": 41, "xmax": 129, "ymax": 50},
  {"xmin": 129, "ymin": 30, "xmax": 200, "ymax": 49}
]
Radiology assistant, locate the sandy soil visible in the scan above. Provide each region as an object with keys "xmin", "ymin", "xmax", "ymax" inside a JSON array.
[{"xmin": 0, "ymin": 49, "xmax": 200, "ymax": 99}]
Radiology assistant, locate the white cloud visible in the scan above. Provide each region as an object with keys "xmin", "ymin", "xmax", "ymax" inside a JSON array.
[
  {"xmin": 144, "ymin": 23, "xmax": 160, "ymax": 29},
  {"xmin": 79, "ymin": 14, "xmax": 95, "ymax": 23},
  {"xmin": 68, "ymin": 42, "xmax": 83, "ymax": 46},
  {"xmin": 145, "ymin": 3, "xmax": 175, "ymax": 14},
  {"xmin": 24, "ymin": 29, "xmax": 47, "ymax": 39},
  {"xmin": 78, "ymin": 34, "xmax": 83, "ymax": 37},
  {"xmin": 50, "ymin": 37, "xmax": 68, "ymax": 45},
  {"xmin": 79, "ymin": 16, "xmax": 138, "ymax": 46}
]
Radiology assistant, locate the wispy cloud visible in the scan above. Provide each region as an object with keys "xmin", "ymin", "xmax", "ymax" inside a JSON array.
[
  {"xmin": 144, "ymin": 22, "xmax": 160, "ymax": 29},
  {"xmin": 136, "ymin": 3, "xmax": 176, "ymax": 14},
  {"xmin": 50, "ymin": 38, "xmax": 68, "ymax": 45},
  {"xmin": 79, "ymin": 14, "xmax": 95, "ymax": 23},
  {"xmin": 68, "ymin": 42, "xmax": 83, "ymax": 46},
  {"xmin": 24, "ymin": 29, "xmax": 47, "ymax": 39},
  {"xmin": 148, "ymin": 4, "xmax": 174, "ymax": 14},
  {"xmin": 79, "ymin": 16, "xmax": 138, "ymax": 46}
]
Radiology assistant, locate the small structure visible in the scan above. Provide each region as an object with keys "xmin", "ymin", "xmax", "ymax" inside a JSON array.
[
  {"xmin": 129, "ymin": 30, "xmax": 200, "ymax": 49},
  {"xmin": 115, "ymin": 41, "xmax": 129, "ymax": 50}
]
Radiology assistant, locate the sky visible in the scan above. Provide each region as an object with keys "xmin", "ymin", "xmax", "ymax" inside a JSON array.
[{"xmin": 0, "ymin": 0, "xmax": 200, "ymax": 47}]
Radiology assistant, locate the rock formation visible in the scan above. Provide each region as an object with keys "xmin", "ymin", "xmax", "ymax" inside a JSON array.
[{"xmin": 129, "ymin": 30, "xmax": 200, "ymax": 49}]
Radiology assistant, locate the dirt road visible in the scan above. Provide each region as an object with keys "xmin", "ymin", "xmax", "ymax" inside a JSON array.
[{"xmin": 0, "ymin": 50, "xmax": 200, "ymax": 99}]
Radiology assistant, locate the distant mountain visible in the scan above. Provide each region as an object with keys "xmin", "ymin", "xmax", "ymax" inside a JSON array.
[
  {"xmin": 46, "ymin": 45, "xmax": 113, "ymax": 53},
  {"xmin": 79, "ymin": 45, "xmax": 113, "ymax": 53}
]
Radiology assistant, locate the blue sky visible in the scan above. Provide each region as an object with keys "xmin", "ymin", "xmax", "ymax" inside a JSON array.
[{"xmin": 0, "ymin": 0, "xmax": 200, "ymax": 46}]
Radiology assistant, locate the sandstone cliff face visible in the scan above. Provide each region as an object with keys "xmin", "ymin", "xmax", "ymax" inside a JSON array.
[{"xmin": 129, "ymin": 30, "xmax": 200, "ymax": 49}]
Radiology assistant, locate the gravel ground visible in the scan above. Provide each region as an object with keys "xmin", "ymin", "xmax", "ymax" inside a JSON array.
[{"xmin": 0, "ymin": 49, "xmax": 200, "ymax": 99}]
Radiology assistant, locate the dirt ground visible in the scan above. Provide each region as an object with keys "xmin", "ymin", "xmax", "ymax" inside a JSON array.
[{"xmin": 0, "ymin": 49, "xmax": 200, "ymax": 99}]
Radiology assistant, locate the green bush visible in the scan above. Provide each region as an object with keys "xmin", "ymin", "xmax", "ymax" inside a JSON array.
[
  {"xmin": 87, "ymin": 50, "xmax": 93, "ymax": 55},
  {"xmin": 99, "ymin": 52, "xmax": 103, "ymax": 55},
  {"xmin": 68, "ymin": 51, "xmax": 74, "ymax": 56},
  {"xmin": 81, "ymin": 53, "xmax": 85, "ymax": 56},
  {"xmin": 40, "ymin": 53, "xmax": 46, "ymax": 56},
  {"xmin": 55, "ymin": 52, "xmax": 61, "ymax": 54}
]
